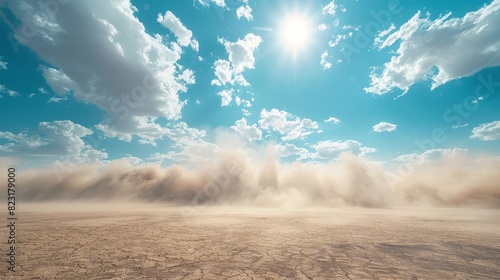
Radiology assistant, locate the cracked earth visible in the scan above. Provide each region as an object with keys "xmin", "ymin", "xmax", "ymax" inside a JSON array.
[{"xmin": 3, "ymin": 206, "xmax": 500, "ymax": 279}]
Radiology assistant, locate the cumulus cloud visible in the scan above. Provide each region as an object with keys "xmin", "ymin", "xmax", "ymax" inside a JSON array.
[
  {"xmin": 373, "ymin": 24, "xmax": 396, "ymax": 46},
  {"xmin": 221, "ymin": 34, "xmax": 262, "ymax": 72},
  {"xmin": 312, "ymin": 140, "xmax": 376, "ymax": 159},
  {"xmin": 197, "ymin": 0, "xmax": 225, "ymax": 7},
  {"xmin": 0, "ymin": 56, "xmax": 7, "ymax": 70},
  {"xmin": 212, "ymin": 34, "xmax": 262, "ymax": 86},
  {"xmin": 41, "ymin": 67, "xmax": 76, "ymax": 95},
  {"xmin": 0, "ymin": 120, "xmax": 107, "ymax": 163},
  {"xmin": 157, "ymin": 11, "xmax": 199, "ymax": 51},
  {"xmin": 96, "ymin": 120, "xmax": 206, "ymax": 147},
  {"xmin": 3, "ymin": 0, "xmax": 197, "ymax": 144},
  {"xmin": 142, "ymin": 127, "xmax": 220, "ymax": 167},
  {"xmin": 212, "ymin": 60, "xmax": 236, "ymax": 86},
  {"xmin": 274, "ymin": 143, "xmax": 311, "ymax": 159},
  {"xmin": 258, "ymin": 109, "xmax": 319, "ymax": 141},
  {"xmin": 328, "ymin": 33, "xmax": 352, "ymax": 49},
  {"xmin": 318, "ymin": 23, "xmax": 328, "ymax": 31},
  {"xmin": 471, "ymin": 120, "xmax": 500, "ymax": 141},
  {"xmin": 0, "ymin": 85, "xmax": 19, "ymax": 97},
  {"xmin": 162, "ymin": 122, "xmax": 207, "ymax": 147},
  {"xmin": 320, "ymin": 51, "xmax": 332, "ymax": 69},
  {"xmin": 231, "ymin": 118, "xmax": 262, "ymax": 141},
  {"xmin": 147, "ymin": 140, "xmax": 221, "ymax": 167},
  {"xmin": 366, "ymin": 1, "xmax": 500, "ymax": 95},
  {"xmin": 234, "ymin": 95, "xmax": 252, "ymax": 107},
  {"xmin": 236, "ymin": 5, "xmax": 253, "ymax": 21},
  {"xmin": 119, "ymin": 155, "xmax": 143, "ymax": 166},
  {"xmin": 324, "ymin": 117, "xmax": 341, "ymax": 124},
  {"xmin": 373, "ymin": 122, "xmax": 397, "ymax": 132},
  {"xmin": 216, "ymin": 89, "xmax": 234, "ymax": 106},
  {"xmin": 322, "ymin": 1, "xmax": 337, "ymax": 16},
  {"xmin": 394, "ymin": 148, "xmax": 467, "ymax": 164},
  {"xmin": 214, "ymin": 88, "xmax": 252, "ymax": 107}
]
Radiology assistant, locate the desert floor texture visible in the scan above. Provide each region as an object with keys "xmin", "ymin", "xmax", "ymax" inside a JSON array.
[{"xmin": 2, "ymin": 205, "xmax": 500, "ymax": 279}]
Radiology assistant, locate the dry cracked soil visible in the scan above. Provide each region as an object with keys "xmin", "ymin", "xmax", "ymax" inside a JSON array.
[{"xmin": 2, "ymin": 205, "xmax": 500, "ymax": 279}]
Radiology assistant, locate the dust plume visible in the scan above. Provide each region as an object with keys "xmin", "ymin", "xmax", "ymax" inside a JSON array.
[{"xmin": 3, "ymin": 148, "xmax": 500, "ymax": 208}]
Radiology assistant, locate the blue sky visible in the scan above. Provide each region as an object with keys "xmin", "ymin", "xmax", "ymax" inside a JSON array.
[{"xmin": 0, "ymin": 0, "xmax": 499, "ymax": 170}]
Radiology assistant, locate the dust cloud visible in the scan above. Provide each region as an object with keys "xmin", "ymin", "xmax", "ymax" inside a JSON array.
[{"xmin": 4, "ymin": 147, "xmax": 500, "ymax": 208}]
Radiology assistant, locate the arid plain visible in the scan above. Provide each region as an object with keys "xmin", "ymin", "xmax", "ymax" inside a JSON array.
[{"xmin": 2, "ymin": 205, "xmax": 500, "ymax": 279}]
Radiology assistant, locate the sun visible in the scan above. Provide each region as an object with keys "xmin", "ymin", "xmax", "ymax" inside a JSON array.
[{"xmin": 280, "ymin": 15, "xmax": 311, "ymax": 52}]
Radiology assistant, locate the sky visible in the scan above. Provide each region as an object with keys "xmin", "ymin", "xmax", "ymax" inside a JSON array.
[{"xmin": 0, "ymin": 0, "xmax": 500, "ymax": 204}]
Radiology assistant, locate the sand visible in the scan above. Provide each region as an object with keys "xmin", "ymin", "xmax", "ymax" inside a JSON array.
[{"xmin": 2, "ymin": 205, "xmax": 500, "ymax": 279}]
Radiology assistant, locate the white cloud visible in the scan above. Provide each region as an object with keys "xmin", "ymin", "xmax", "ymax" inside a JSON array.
[
  {"xmin": 8, "ymin": 90, "xmax": 19, "ymax": 97},
  {"xmin": 162, "ymin": 122, "xmax": 207, "ymax": 146},
  {"xmin": 215, "ymin": 88, "xmax": 252, "ymax": 108},
  {"xmin": 147, "ymin": 152, "xmax": 171, "ymax": 163},
  {"xmin": 258, "ymin": 109, "xmax": 319, "ymax": 141},
  {"xmin": 394, "ymin": 148, "xmax": 467, "ymax": 164},
  {"xmin": 178, "ymin": 69, "xmax": 196, "ymax": 85},
  {"xmin": 342, "ymin": 25, "xmax": 358, "ymax": 31},
  {"xmin": 157, "ymin": 11, "xmax": 199, "ymax": 51},
  {"xmin": 312, "ymin": 140, "xmax": 376, "ymax": 159},
  {"xmin": 318, "ymin": 23, "xmax": 328, "ymax": 31},
  {"xmin": 213, "ymin": 0, "xmax": 226, "ymax": 8},
  {"xmin": 0, "ymin": 120, "xmax": 107, "ymax": 163},
  {"xmin": 216, "ymin": 89, "xmax": 234, "ymax": 106},
  {"xmin": 236, "ymin": 5, "xmax": 253, "ymax": 21},
  {"xmin": 116, "ymin": 155, "xmax": 143, "ymax": 166},
  {"xmin": 373, "ymin": 24, "xmax": 396, "ymax": 46},
  {"xmin": 367, "ymin": 1, "xmax": 500, "ymax": 95},
  {"xmin": 0, "ymin": 57, "xmax": 7, "ymax": 70},
  {"xmin": 212, "ymin": 60, "xmax": 233, "ymax": 86},
  {"xmin": 274, "ymin": 143, "xmax": 311, "ymax": 159},
  {"xmin": 41, "ymin": 67, "xmax": 76, "ymax": 95},
  {"xmin": 324, "ymin": 117, "xmax": 341, "ymax": 124},
  {"xmin": 212, "ymin": 34, "xmax": 262, "ymax": 86},
  {"xmin": 197, "ymin": 0, "xmax": 225, "ymax": 7},
  {"xmin": 471, "ymin": 120, "xmax": 500, "ymax": 141},
  {"xmin": 0, "ymin": 85, "xmax": 19, "ymax": 97},
  {"xmin": 373, "ymin": 122, "xmax": 397, "ymax": 132},
  {"xmin": 328, "ymin": 33, "xmax": 351, "ymax": 48},
  {"xmin": 47, "ymin": 96, "xmax": 67, "ymax": 103},
  {"xmin": 234, "ymin": 95, "xmax": 251, "ymax": 107},
  {"xmin": 452, "ymin": 123, "xmax": 468, "ymax": 129},
  {"xmin": 472, "ymin": 96, "xmax": 485, "ymax": 104},
  {"xmin": 220, "ymin": 34, "xmax": 262, "ymax": 72},
  {"xmin": 322, "ymin": 1, "xmax": 337, "ymax": 16},
  {"xmin": 147, "ymin": 140, "xmax": 222, "ymax": 166},
  {"xmin": 231, "ymin": 118, "xmax": 262, "ymax": 141},
  {"xmin": 4, "ymin": 0, "xmax": 196, "ymax": 143},
  {"xmin": 320, "ymin": 51, "xmax": 332, "ymax": 70},
  {"xmin": 96, "ymin": 120, "xmax": 206, "ymax": 147}
]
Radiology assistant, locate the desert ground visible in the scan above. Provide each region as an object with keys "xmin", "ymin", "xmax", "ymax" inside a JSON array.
[{"xmin": 3, "ymin": 205, "xmax": 500, "ymax": 279}]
